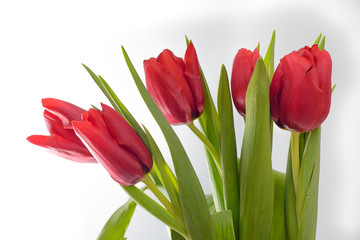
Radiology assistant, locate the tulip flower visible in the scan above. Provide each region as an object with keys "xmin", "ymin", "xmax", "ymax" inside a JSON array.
[
  {"xmin": 72, "ymin": 103, "xmax": 153, "ymax": 186},
  {"xmin": 144, "ymin": 42, "xmax": 204, "ymax": 125},
  {"xmin": 27, "ymin": 98, "xmax": 96, "ymax": 163},
  {"xmin": 270, "ymin": 45, "xmax": 332, "ymax": 132},
  {"xmin": 231, "ymin": 48, "xmax": 260, "ymax": 117}
]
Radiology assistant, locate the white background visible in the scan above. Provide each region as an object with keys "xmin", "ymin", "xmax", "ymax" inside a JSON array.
[{"xmin": 1, "ymin": 0, "xmax": 360, "ymax": 239}]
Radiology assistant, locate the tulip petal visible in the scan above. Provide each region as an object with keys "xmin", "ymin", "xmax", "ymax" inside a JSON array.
[
  {"xmin": 270, "ymin": 63, "xmax": 285, "ymax": 129},
  {"xmin": 27, "ymin": 134, "xmax": 96, "ymax": 163},
  {"xmin": 231, "ymin": 48, "xmax": 260, "ymax": 117},
  {"xmin": 44, "ymin": 110, "xmax": 84, "ymax": 146},
  {"xmin": 72, "ymin": 120, "xmax": 147, "ymax": 186},
  {"xmin": 311, "ymin": 47, "xmax": 332, "ymax": 127},
  {"xmin": 100, "ymin": 103, "xmax": 153, "ymax": 170},
  {"xmin": 42, "ymin": 98, "xmax": 86, "ymax": 129},
  {"xmin": 184, "ymin": 42, "xmax": 204, "ymax": 116}
]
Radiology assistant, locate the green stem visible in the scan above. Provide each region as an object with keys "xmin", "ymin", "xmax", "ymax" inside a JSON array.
[
  {"xmin": 291, "ymin": 131, "xmax": 300, "ymax": 194},
  {"xmin": 187, "ymin": 121, "xmax": 222, "ymax": 175},
  {"xmin": 142, "ymin": 175, "xmax": 185, "ymax": 228}
]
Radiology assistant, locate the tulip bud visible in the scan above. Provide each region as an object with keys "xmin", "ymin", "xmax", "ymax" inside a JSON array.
[
  {"xmin": 144, "ymin": 42, "xmax": 204, "ymax": 125},
  {"xmin": 270, "ymin": 45, "xmax": 332, "ymax": 132},
  {"xmin": 72, "ymin": 103, "xmax": 153, "ymax": 186},
  {"xmin": 27, "ymin": 98, "xmax": 96, "ymax": 163},
  {"xmin": 231, "ymin": 48, "xmax": 260, "ymax": 117}
]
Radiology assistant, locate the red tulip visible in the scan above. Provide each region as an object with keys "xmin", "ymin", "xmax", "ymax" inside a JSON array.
[
  {"xmin": 72, "ymin": 103, "xmax": 153, "ymax": 186},
  {"xmin": 144, "ymin": 42, "xmax": 204, "ymax": 125},
  {"xmin": 27, "ymin": 98, "xmax": 96, "ymax": 163},
  {"xmin": 270, "ymin": 45, "xmax": 332, "ymax": 132},
  {"xmin": 231, "ymin": 48, "xmax": 260, "ymax": 117}
]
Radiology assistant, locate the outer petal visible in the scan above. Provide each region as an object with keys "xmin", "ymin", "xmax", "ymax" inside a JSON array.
[
  {"xmin": 144, "ymin": 53, "xmax": 196, "ymax": 124},
  {"xmin": 72, "ymin": 120, "xmax": 147, "ymax": 186},
  {"xmin": 42, "ymin": 98, "xmax": 86, "ymax": 129},
  {"xmin": 231, "ymin": 48, "xmax": 260, "ymax": 117},
  {"xmin": 270, "ymin": 62, "xmax": 285, "ymax": 129},
  {"xmin": 26, "ymin": 134, "xmax": 96, "ymax": 163},
  {"xmin": 311, "ymin": 46, "xmax": 332, "ymax": 127},
  {"xmin": 279, "ymin": 52, "xmax": 324, "ymax": 132},
  {"xmin": 100, "ymin": 103, "xmax": 153, "ymax": 171},
  {"xmin": 184, "ymin": 42, "xmax": 204, "ymax": 117}
]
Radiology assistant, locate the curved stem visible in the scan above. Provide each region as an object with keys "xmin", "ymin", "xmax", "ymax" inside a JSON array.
[
  {"xmin": 142, "ymin": 175, "xmax": 185, "ymax": 228},
  {"xmin": 291, "ymin": 131, "xmax": 300, "ymax": 195},
  {"xmin": 187, "ymin": 121, "xmax": 222, "ymax": 175}
]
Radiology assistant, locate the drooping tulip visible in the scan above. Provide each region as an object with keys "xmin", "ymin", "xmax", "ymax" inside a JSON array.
[
  {"xmin": 27, "ymin": 98, "xmax": 96, "ymax": 163},
  {"xmin": 72, "ymin": 103, "xmax": 153, "ymax": 186},
  {"xmin": 144, "ymin": 42, "xmax": 204, "ymax": 125},
  {"xmin": 231, "ymin": 48, "xmax": 260, "ymax": 117},
  {"xmin": 270, "ymin": 45, "xmax": 332, "ymax": 132}
]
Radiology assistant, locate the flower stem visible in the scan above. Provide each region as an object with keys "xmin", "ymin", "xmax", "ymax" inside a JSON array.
[
  {"xmin": 187, "ymin": 121, "xmax": 222, "ymax": 174},
  {"xmin": 142, "ymin": 175, "xmax": 185, "ymax": 227},
  {"xmin": 291, "ymin": 131, "xmax": 300, "ymax": 194}
]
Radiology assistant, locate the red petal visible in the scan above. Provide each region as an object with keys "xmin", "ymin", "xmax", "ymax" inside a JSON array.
[
  {"xmin": 311, "ymin": 46, "xmax": 332, "ymax": 127},
  {"xmin": 184, "ymin": 42, "xmax": 204, "ymax": 117},
  {"xmin": 270, "ymin": 62, "xmax": 285, "ymax": 129},
  {"xmin": 100, "ymin": 103, "xmax": 153, "ymax": 171},
  {"xmin": 44, "ymin": 110, "xmax": 84, "ymax": 146},
  {"xmin": 27, "ymin": 134, "xmax": 96, "ymax": 163},
  {"xmin": 42, "ymin": 98, "xmax": 86, "ymax": 129},
  {"xmin": 72, "ymin": 120, "xmax": 146, "ymax": 185},
  {"xmin": 231, "ymin": 48, "xmax": 259, "ymax": 117}
]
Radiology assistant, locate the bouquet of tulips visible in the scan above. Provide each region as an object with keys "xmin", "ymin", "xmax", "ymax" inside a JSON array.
[{"xmin": 27, "ymin": 31, "xmax": 333, "ymax": 240}]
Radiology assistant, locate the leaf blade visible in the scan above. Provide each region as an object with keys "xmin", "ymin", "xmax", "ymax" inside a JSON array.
[
  {"xmin": 264, "ymin": 30, "xmax": 276, "ymax": 79},
  {"xmin": 218, "ymin": 65, "xmax": 239, "ymax": 238},
  {"xmin": 211, "ymin": 210, "xmax": 236, "ymax": 240},
  {"xmin": 97, "ymin": 200, "xmax": 136, "ymax": 240},
  {"xmin": 239, "ymin": 57, "xmax": 274, "ymax": 240}
]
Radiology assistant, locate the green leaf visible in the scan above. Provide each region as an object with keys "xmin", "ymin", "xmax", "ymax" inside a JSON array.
[
  {"xmin": 206, "ymin": 194, "xmax": 217, "ymax": 215},
  {"xmin": 217, "ymin": 65, "xmax": 239, "ymax": 238},
  {"xmin": 264, "ymin": 30, "xmax": 276, "ymax": 79},
  {"xmin": 239, "ymin": 57, "xmax": 273, "ymax": 240},
  {"xmin": 97, "ymin": 200, "xmax": 136, "ymax": 240},
  {"xmin": 122, "ymin": 185, "xmax": 187, "ymax": 238},
  {"xmin": 199, "ymin": 75, "xmax": 224, "ymax": 212},
  {"xmin": 270, "ymin": 170, "xmax": 286, "ymax": 240},
  {"xmin": 296, "ymin": 127, "xmax": 321, "ymax": 240},
  {"xmin": 143, "ymin": 126, "xmax": 183, "ymax": 221},
  {"xmin": 211, "ymin": 210, "xmax": 236, "ymax": 240},
  {"xmin": 313, "ymin": 33, "xmax": 322, "ymax": 45},
  {"xmin": 203, "ymin": 149, "xmax": 225, "ymax": 212},
  {"xmin": 170, "ymin": 229, "xmax": 186, "ymax": 240},
  {"xmin": 298, "ymin": 132, "xmax": 309, "ymax": 166},
  {"xmin": 332, "ymin": 84, "xmax": 336, "ymax": 93},
  {"xmin": 284, "ymin": 142, "xmax": 298, "ymax": 240},
  {"xmin": 318, "ymin": 36, "xmax": 325, "ymax": 50},
  {"xmin": 122, "ymin": 46, "xmax": 216, "ymax": 240}
]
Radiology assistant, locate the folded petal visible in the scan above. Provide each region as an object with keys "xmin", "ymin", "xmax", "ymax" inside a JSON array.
[
  {"xmin": 72, "ymin": 120, "xmax": 147, "ymax": 185},
  {"xmin": 184, "ymin": 42, "xmax": 204, "ymax": 116},
  {"xmin": 27, "ymin": 134, "xmax": 96, "ymax": 163},
  {"xmin": 42, "ymin": 98, "xmax": 86, "ymax": 129},
  {"xmin": 100, "ymin": 103, "xmax": 153, "ymax": 170}
]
